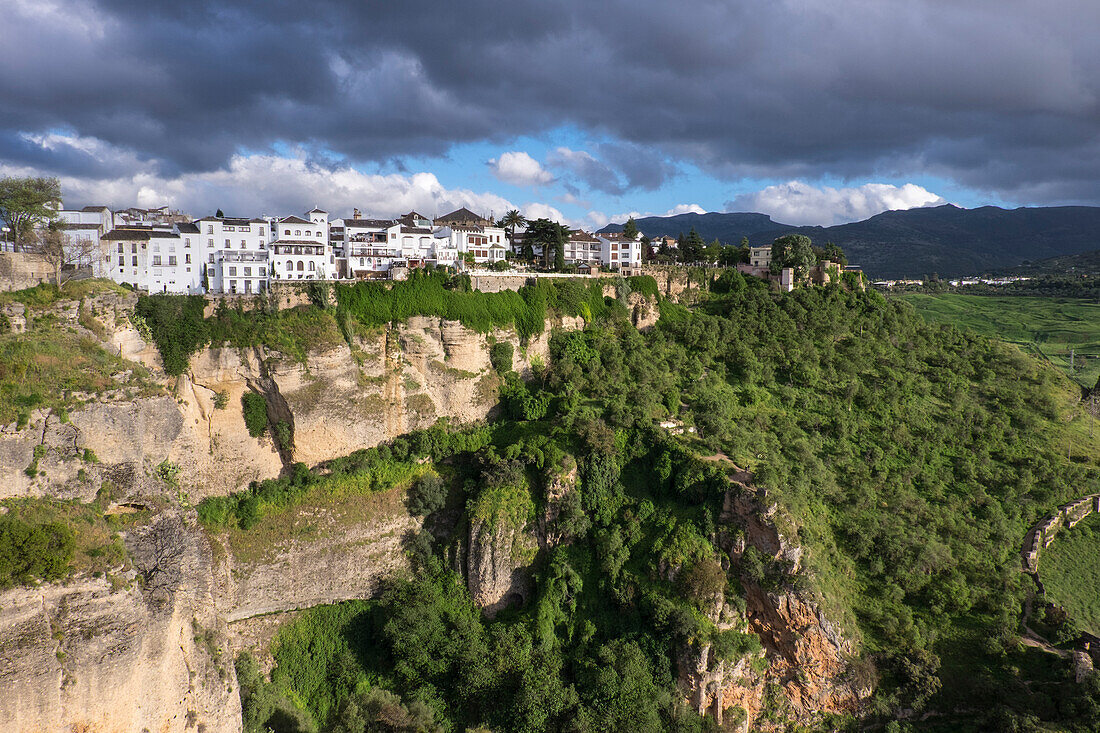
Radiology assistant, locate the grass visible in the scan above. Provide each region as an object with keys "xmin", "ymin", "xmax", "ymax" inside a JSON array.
[
  {"xmin": 897, "ymin": 293, "xmax": 1100, "ymax": 389},
  {"xmin": 217, "ymin": 474, "xmax": 418, "ymax": 564},
  {"xmin": 0, "ymin": 278, "xmax": 129, "ymax": 311},
  {"xmin": 0, "ymin": 490, "xmax": 154, "ymax": 580},
  {"xmin": 0, "ymin": 318, "xmax": 162, "ymax": 424},
  {"xmin": 1041, "ymin": 512, "xmax": 1100, "ymax": 636}
]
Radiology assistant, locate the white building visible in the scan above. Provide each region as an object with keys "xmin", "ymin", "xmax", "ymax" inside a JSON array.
[
  {"xmin": 103, "ymin": 225, "xmax": 202, "ymax": 293},
  {"xmin": 57, "ymin": 205, "xmax": 113, "ymax": 276},
  {"xmin": 195, "ymin": 215, "xmax": 274, "ymax": 294},
  {"xmin": 271, "ymin": 210, "xmax": 335, "ymax": 282},
  {"xmin": 338, "ymin": 216, "xmax": 400, "ymax": 278},
  {"xmin": 432, "ymin": 208, "xmax": 507, "ymax": 266},
  {"xmin": 564, "ymin": 230, "xmax": 602, "ymax": 266},
  {"xmin": 598, "ymin": 232, "xmax": 643, "ymax": 269}
]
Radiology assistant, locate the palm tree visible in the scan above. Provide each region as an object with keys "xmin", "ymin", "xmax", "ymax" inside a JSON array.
[{"xmin": 500, "ymin": 209, "xmax": 527, "ymax": 259}]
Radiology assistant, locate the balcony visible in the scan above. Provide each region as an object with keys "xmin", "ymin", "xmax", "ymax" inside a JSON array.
[{"xmin": 220, "ymin": 251, "xmax": 269, "ymax": 263}]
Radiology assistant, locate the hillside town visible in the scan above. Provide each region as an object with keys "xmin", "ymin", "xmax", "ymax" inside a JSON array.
[{"xmin": 31, "ymin": 203, "xmax": 646, "ymax": 294}]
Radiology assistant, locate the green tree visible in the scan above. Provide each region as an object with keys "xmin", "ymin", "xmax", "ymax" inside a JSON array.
[
  {"xmin": 680, "ymin": 228, "xmax": 705, "ymax": 263},
  {"xmin": 769, "ymin": 234, "xmax": 816, "ymax": 279},
  {"xmin": 500, "ymin": 209, "xmax": 527, "ymax": 257},
  {"xmin": 524, "ymin": 218, "xmax": 569, "ymax": 270},
  {"xmin": 0, "ymin": 176, "xmax": 61, "ymax": 249},
  {"xmin": 622, "ymin": 217, "xmax": 639, "ymax": 240}
]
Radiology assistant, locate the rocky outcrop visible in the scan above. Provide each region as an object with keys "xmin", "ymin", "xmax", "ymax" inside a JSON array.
[
  {"xmin": 0, "ymin": 511, "xmax": 241, "ymax": 733},
  {"xmin": 0, "ymin": 310, "xmax": 588, "ymax": 501},
  {"xmin": 212, "ymin": 489, "xmax": 421, "ymax": 622},
  {"xmin": 461, "ymin": 479, "xmax": 538, "ymax": 618},
  {"xmin": 628, "ymin": 291, "xmax": 659, "ymax": 330},
  {"xmin": 465, "ymin": 515, "xmax": 537, "ymax": 617},
  {"xmin": 676, "ymin": 472, "xmax": 868, "ymax": 731}
]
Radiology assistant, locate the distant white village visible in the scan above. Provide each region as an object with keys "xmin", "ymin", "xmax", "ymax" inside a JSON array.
[{"xmin": 50, "ymin": 204, "xmax": 645, "ymax": 295}]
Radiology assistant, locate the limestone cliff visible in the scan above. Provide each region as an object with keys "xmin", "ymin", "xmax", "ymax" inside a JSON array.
[
  {"xmin": 0, "ymin": 511, "xmax": 241, "ymax": 733},
  {"xmin": 677, "ymin": 473, "xmax": 869, "ymax": 731},
  {"xmin": 0, "ymin": 300, "xmax": 583, "ymax": 501},
  {"xmin": 212, "ymin": 487, "xmax": 420, "ymax": 623}
]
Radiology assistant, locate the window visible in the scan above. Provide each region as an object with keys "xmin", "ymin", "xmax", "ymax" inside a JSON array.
[
  {"xmin": 241, "ymin": 240, "xmax": 246, "ymax": 248},
  {"xmin": 206, "ymin": 225, "xmax": 213, "ymax": 234},
  {"xmin": 244, "ymin": 267, "xmax": 251, "ymax": 276},
  {"xmin": 208, "ymin": 254, "xmax": 214, "ymax": 263},
  {"xmin": 185, "ymin": 254, "xmax": 191, "ymax": 264},
  {"xmin": 297, "ymin": 261, "xmax": 304, "ymax": 271},
  {"xmin": 168, "ymin": 256, "xmax": 177, "ymax": 266},
  {"xmin": 284, "ymin": 229, "xmax": 290, "ymax": 235},
  {"xmin": 229, "ymin": 267, "xmax": 237, "ymax": 276},
  {"xmin": 295, "ymin": 230, "xmax": 301, "ymax": 236},
  {"xmin": 225, "ymin": 239, "xmax": 230, "ymax": 247},
  {"xmin": 259, "ymin": 227, "xmax": 265, "ymax": 236},
  {"xmin": 259, "ymin": 267, "xmax": 266, "ymax": 276},
  {"xmin": 153, "ymin": 256, "xmax": 162, "ymax": 266},
  {"xmin": 118, "ymin": 256, "xmax": 124, "ymax": 266},
  {"xmin": 132, "ymin": 256, "xmax": 138, "ymax": 266},
  {"xmin": 132, "ymin": 243, "xmax": 138, "ymax": 253},
  {"xmin": 309, "ymin": 261, "xmax": 315, "ymax": 271},
  {"xmin": 185, "ymin": 238, "xmax": 191, "ymax": 247},
  {"xmin": 117, "ymin": 243, "xmax": 123, "ymax": 253}
]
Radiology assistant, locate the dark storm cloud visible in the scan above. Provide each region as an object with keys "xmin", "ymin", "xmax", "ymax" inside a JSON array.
[{"xmin": 3, "ymin": 0, "xmax": 1100, "ymax": 202}]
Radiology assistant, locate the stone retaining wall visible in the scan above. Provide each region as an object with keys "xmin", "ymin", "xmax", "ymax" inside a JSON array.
[{"xmin": 1021, "ymin": 494, "xmax": 1100, "ymax": 572}]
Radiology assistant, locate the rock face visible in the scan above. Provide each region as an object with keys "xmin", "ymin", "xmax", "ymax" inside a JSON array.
[
  {"xmin": 0, "ymin": 312, "xmax": 585, "ymax": 502},
  {"xmin": 676, "ymin": 474, "xmax": 868, "ymax": 731},
  {"xmin": 213, "ymin": 490, "xmax": 421, "ymax": 622},
  {"xmin": 465, "ymin": 515, "xmax": 537, "ymax": 617},
  {"xmin": 0, "ymin": 511, "xmax": 241, "ymax": 733}
]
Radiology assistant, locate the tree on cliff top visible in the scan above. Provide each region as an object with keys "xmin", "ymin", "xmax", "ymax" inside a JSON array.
[
  {"xmin": 770, "ymin": 233, "xmax": 816, "ymax": 279},
  {"xmin": 0, "ymin": 176, "xmax": 61, "ymax": 249}
]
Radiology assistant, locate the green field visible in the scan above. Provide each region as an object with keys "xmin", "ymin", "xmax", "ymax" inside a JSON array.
[
  {"xmin": 1042, "ymin": 512, "xmax": 1100, "ymax": 637},
  {"xmin": 897, "ymin": 293, "xmax": 1100, "ymax": 389}
]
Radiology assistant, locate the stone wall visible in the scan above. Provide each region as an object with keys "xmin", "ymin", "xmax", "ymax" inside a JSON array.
[
  {"xmin": 1021, "ymin": 494, "xmax": 1100, "ymax": 572},
  {"xmin": 0, "ymin": 252, "xmax": 53, "ymax": 292}
]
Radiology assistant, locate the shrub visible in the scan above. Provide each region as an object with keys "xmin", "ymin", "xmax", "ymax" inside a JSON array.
[
  {"xmin": 489, "ymin": 342, "xmax": 514, "ymax": 373},
  {"xmin": 407, "ymin": 474, "xmax": 447, "ymax": 517},
  {"xmin": 241, "ymin": 392, "xmax": 269, "ymax": 437},
  {"xmin": 213, "ymin": 390, "xmax": 229, "ymax": 410},
  {"xmin": 0, "ymin": 516, "xmax": 75, "ymax": 587}
]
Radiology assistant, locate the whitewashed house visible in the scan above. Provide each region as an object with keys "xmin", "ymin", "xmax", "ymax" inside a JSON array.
[
  {"xmin": 57, "ymin": 205, "xmax": 113, "ymax": 275},
  {"xmin": 271, "ymin": 214, "xmax": 329, "ymax": 283},
  {"xmin": 102, "ymin": 225, "xmax": 201, "ymax": 293},
  {"xmin": 597, "ymin": 232, "xmax": 643, "ymax": 269},
  {"xmin": 196, "ymin": 215, "xmax": 273, "ymax": 294}
]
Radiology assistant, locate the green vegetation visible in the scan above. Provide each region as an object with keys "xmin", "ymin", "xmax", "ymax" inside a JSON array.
[
  {"xmin": 489, "ymin": 341, "xmax": 513, "ymax": 373},
  {"xmin": 335, "ymin": 270, "xmax": 619, "ymax": 342},
  {"xmin": 1041, "ymin": 512, "xmax": 1100, "ymax": 637},
  {"xmin": 0, "ymin": 278, "xmax": 128, "ymax": 311},
  {"xmin": 898, "ymin": 293, "xmax": 1100, "ymax": 388},
  {"xmin": 135, "ymin": 294, "xmax": 346, "ymax": 376},
  {"xmin": 0, "ymin": 312, "xmax": 161, "ymax": 425},
  {"xmin": 0, "ymin": 492, "xmax": 150, "ymax": 587},
  {"xmin": 241, "ymin": 392, "xmax": 269, "ymax": 437}
]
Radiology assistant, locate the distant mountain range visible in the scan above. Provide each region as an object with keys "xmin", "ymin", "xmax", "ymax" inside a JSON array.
[{"xmin": 598, "ymin": 205, "xmax": 1100, "ymax": 278}]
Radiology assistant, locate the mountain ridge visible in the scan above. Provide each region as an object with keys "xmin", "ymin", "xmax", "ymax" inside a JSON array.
[{"xmin": 599, "ymin": 204, "xmax": 1100, "ymax": 277}]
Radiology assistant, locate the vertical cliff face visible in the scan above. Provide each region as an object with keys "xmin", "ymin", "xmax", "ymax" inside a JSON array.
[
  {"xmin": 0, "ymin": 511, "xmax": 241, "ymax": 733},
  {"xmin": 675, "ymin": 477, "xmax": 869, "ymax": 731},
  {"xmin": 0, "ymin": 313, "xmax": 584, "ymax": 502}
]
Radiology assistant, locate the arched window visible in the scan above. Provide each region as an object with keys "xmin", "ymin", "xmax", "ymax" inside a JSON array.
[
  {"xmin": 297, "ymin": 261, "xmax": 304, "ymax": 271},
  {"xmin": 295, "ymin": 230, "xmax": 301, "ymax": 236},
  {"xmin": 308, "ymin": 261, "xmax": 315, "ymax": 271}
]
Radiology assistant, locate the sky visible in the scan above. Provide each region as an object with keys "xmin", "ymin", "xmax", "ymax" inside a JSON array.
[{"xmin": 2, "ymin": 0, "xmax": 1098, "ymax": 230}]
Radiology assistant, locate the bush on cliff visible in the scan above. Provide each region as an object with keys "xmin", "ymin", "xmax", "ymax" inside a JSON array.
[
  {"xmin": 0, "ymin": 515, "xmax": 74, "ymax": 587},
  {"xmin": 241, "ymin": 392, "xmax": 269, "ymax": 438}
]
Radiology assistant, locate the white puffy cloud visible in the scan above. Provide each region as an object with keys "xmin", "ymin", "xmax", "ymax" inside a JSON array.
[
  {"xmin": 2, "ymin": 152, "xmax": 525, "ymax": 220},
  {"xmin": 664, "ymin": 203, "xmax": 706, "ymax": 216},
  {"xmin": 487, "ymin": 151, "xmax": 555, "ymax": 187},
  {"xmin": 726, "ymin": 181, "xmax": 944, "ymax": 226}
]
